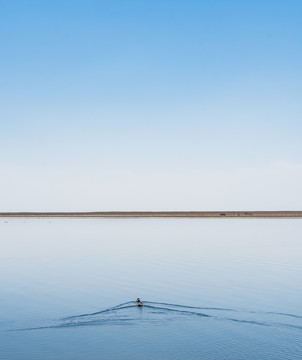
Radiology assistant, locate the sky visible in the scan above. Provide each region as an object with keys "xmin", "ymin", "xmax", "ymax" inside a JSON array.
[{"xmin": 0, "ymin": 0, "xmax": 301, "ymax": 211}]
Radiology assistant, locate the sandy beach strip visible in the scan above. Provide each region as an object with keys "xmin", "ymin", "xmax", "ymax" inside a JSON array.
[{"xmin": 0, "ymin": 211, "xmax": 302, "ymax": 218}]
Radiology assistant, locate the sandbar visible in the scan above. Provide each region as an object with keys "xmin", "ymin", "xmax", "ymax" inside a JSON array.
[{"xmin": 0, "ymin": 211, "xmax": 302, "ymax": 218}]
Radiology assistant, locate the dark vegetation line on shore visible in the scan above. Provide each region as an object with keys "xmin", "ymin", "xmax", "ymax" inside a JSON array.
[{"xmin": 1, "ymin": 211, "xmax": 302, "ymax": 218}]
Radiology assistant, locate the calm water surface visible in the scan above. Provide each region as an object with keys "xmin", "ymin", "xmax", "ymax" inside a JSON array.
[{"xmin": 0, "ymin": 219, "xmax": 301, "ymax": 359}]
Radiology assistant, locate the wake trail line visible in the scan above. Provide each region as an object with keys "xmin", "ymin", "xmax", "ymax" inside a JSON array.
[
  {"xmin": 63, "ymin": 304, "xmax": 137, "ymax": 320},
  {"xmin": 144, "ymin": 301, "xmax": 236, "ymax": 312}
]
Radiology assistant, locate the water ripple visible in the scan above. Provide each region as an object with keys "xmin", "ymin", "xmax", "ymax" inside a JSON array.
[{"xmin": 9, "ymin": 300, "xmax": 302, "ymax": 333}]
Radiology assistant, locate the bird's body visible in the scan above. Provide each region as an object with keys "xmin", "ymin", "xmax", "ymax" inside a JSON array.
[{"xmin": 136, "ymin": 297, "xmax": 143, "ymax": 307}]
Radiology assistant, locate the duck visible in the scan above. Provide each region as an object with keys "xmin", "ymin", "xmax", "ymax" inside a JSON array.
[
  {"xmin": 136, "ymin": 298, "xmax": 141, "ymax": 303},
  {"xmin": 138, "ymin": 301, "xmax": 143, "ymax": 307}
]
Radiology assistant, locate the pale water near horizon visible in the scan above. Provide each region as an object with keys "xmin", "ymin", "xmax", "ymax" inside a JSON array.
[{"xmin": 0, "ymin": 219, "xmax": 301, "ymax": 359}]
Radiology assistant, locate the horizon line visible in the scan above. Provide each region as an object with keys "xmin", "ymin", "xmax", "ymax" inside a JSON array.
[{"xmin": 1, "ymin": 211, "xmax": 302, "ymax": 218}]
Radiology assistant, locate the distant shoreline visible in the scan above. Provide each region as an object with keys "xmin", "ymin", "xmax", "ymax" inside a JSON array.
[{"xmin": 1, "ymin": 211, "xmax": 302, "ymax": 218}]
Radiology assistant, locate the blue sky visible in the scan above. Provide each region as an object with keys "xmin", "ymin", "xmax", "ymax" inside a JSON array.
[{"xmin": 0, "ymin": 0, "xmax": 301, "ymax": 210}]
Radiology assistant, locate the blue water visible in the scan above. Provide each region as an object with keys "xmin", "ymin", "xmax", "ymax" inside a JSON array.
[{"xmin": 0, "ymin": 219, "xmax": 301, "ymax": 359}]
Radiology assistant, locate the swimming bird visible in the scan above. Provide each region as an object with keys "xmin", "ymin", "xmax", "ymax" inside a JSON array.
[
  {"xmin": 138, "ymin": 301, "xmax": 143, "ymax": 307},
  {"xmin": 136, "ymin": 298, "xmax": 141, "ymax": 302}
]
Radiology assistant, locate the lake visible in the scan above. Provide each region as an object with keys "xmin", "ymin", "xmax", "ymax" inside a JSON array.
[{"xmin": 0, "ymin": 219, "xmax": 301, "ymax": 359}]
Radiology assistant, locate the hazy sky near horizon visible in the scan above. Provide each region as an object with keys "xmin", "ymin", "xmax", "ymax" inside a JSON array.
[{"xmin": 1, "ymin": 0, "xmax": 302, "ymax": 211}]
